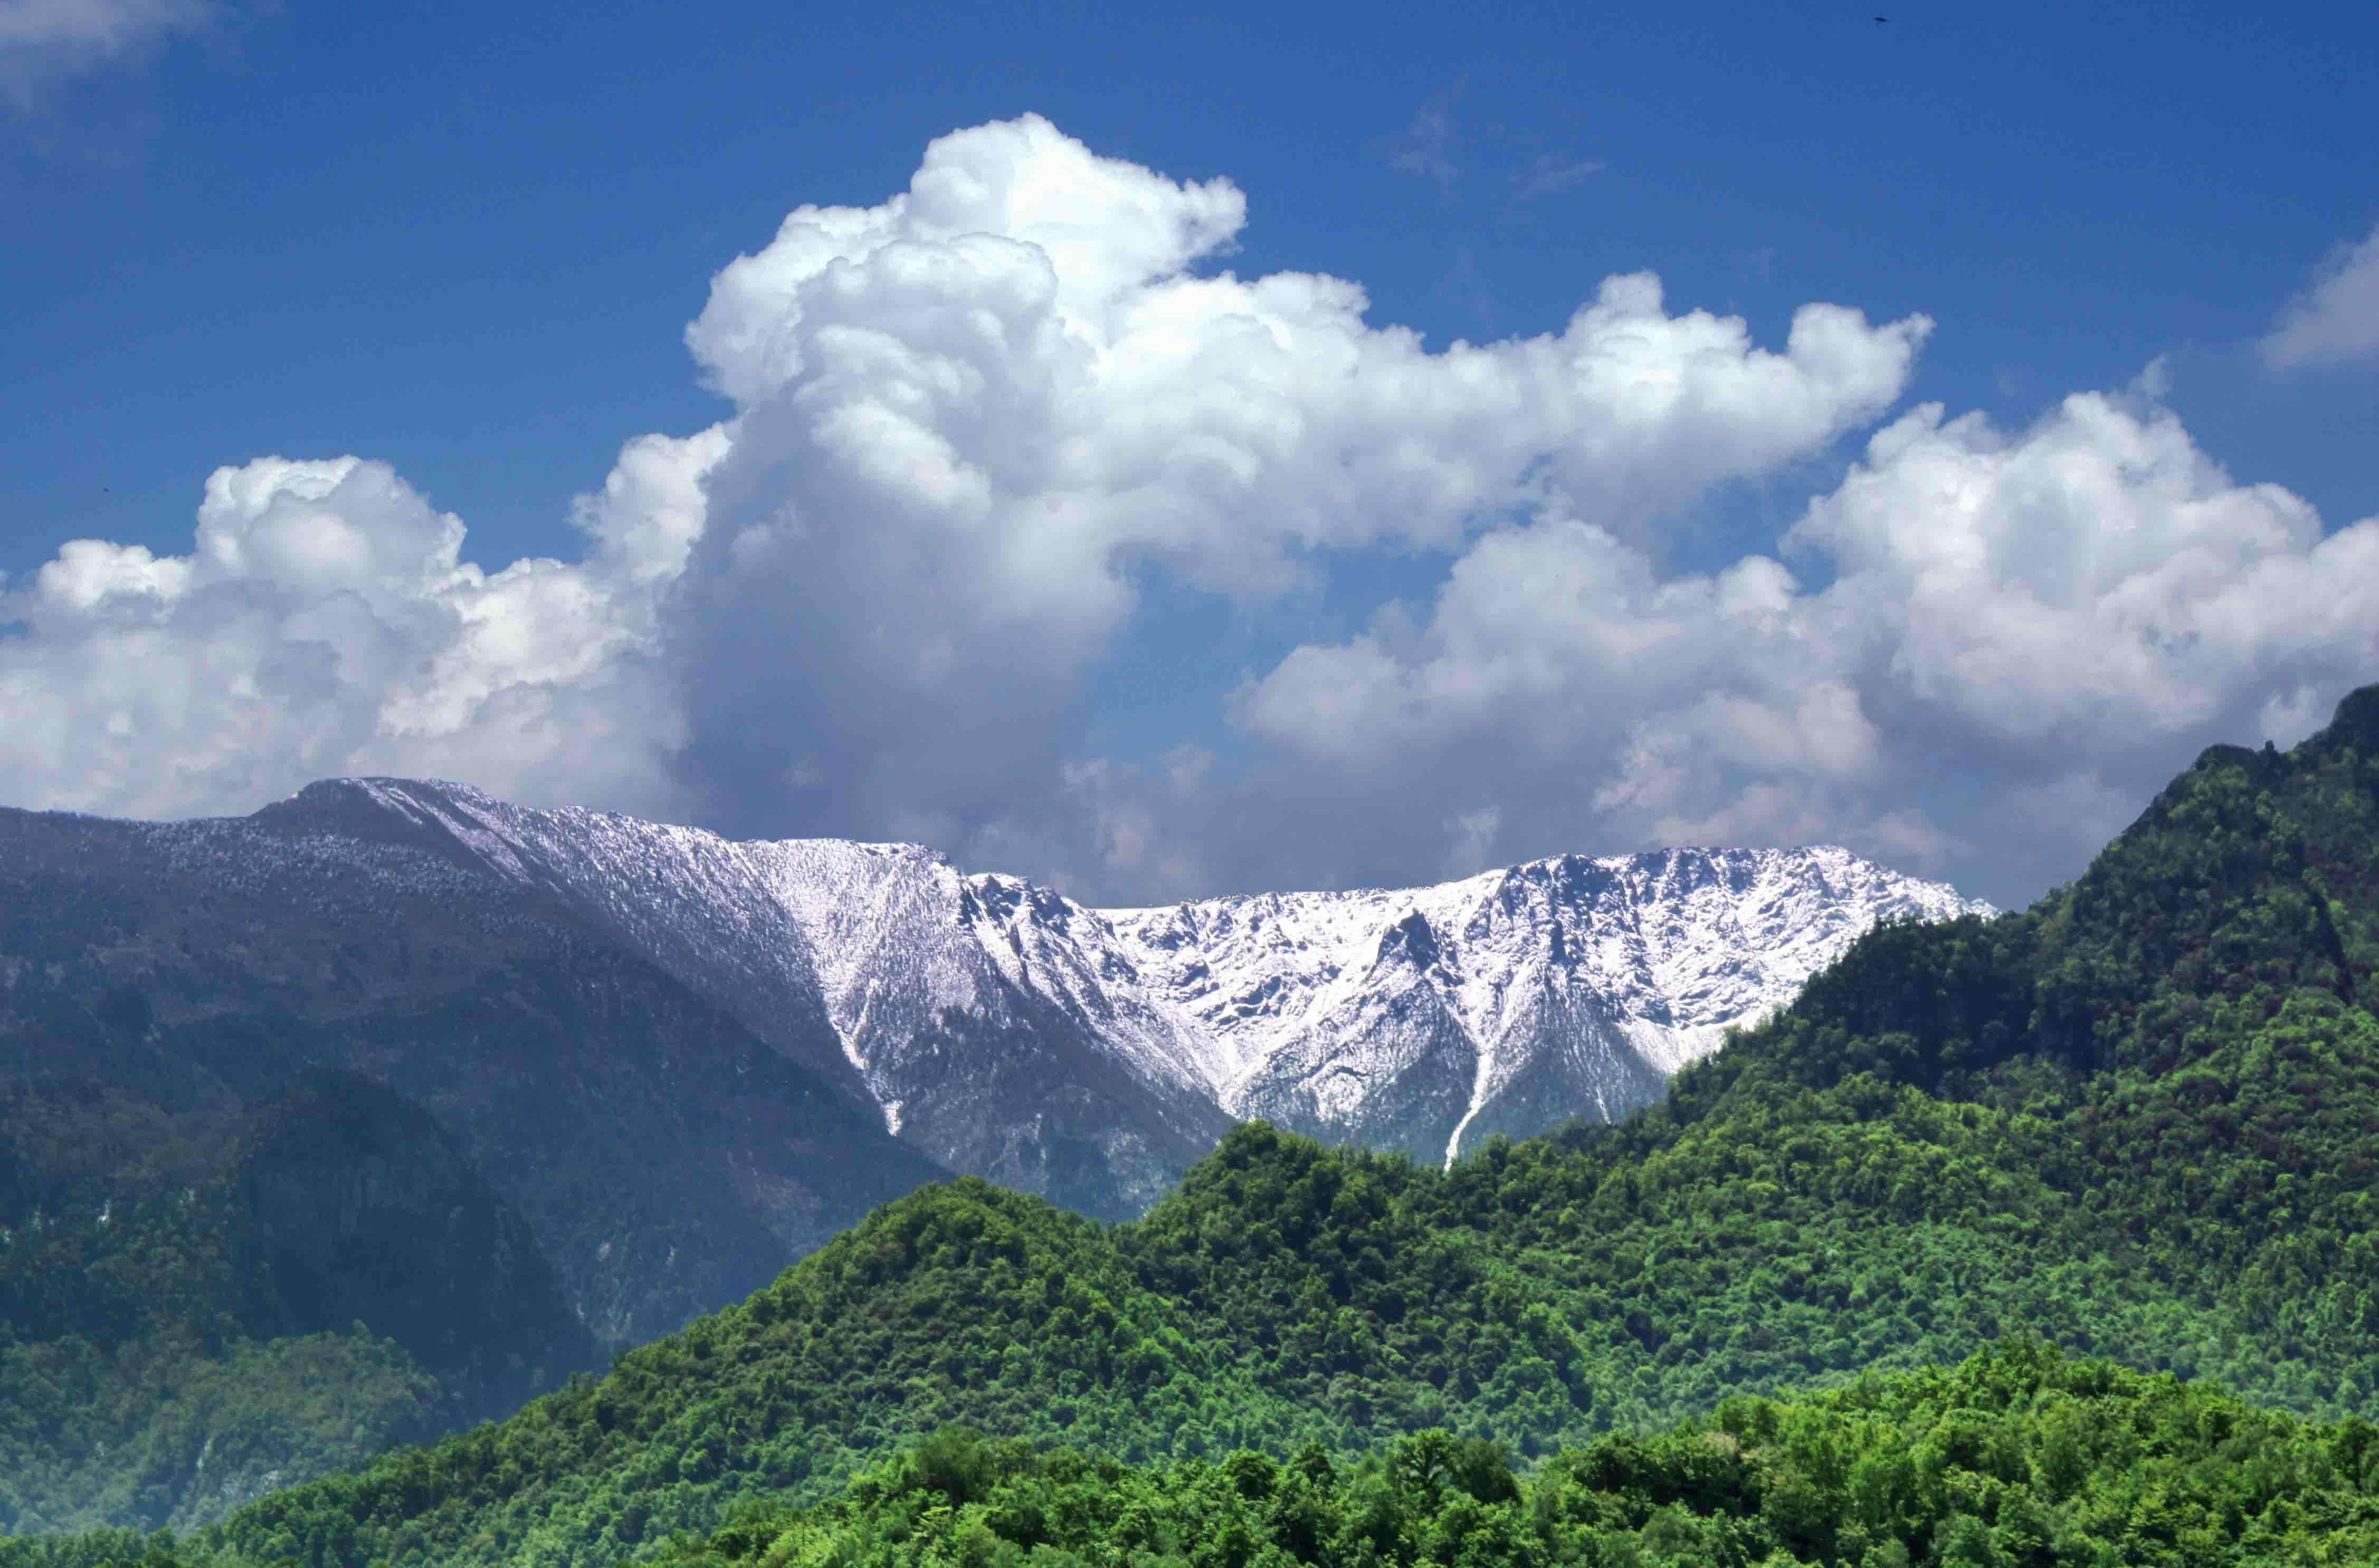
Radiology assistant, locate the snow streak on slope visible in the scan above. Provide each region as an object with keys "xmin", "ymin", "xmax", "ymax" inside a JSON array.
[
  {"xmin": 1102, "ymin": 846, "xmax": 1990, "ymax": 1163},
  {"xmin": 745, "ymin": 840, "xmax": 1223, "ymax": 1117}
]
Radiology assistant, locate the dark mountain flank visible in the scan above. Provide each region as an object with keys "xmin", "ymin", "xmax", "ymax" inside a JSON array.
[
  {"xmin": 0, "ymin": 796, "xmax": 946, "ymax": 1344},
  {"xmin": 0, "ymin": 795, "xmax": 946, "ymax": 1531},
  {"xmin": 0, "ymin": 1066, "xmax": 594, "ymax": 1533},
  {"xmin": 233, "ymin": 1067, "xmax": 591, "ymax": 1408},
  {"xmin": 16, "ymin": 680, "xmax": 2363, "ymax": 1567}
]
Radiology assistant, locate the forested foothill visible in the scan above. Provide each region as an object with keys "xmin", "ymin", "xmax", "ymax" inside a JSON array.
[{"xmin": 0, "ymin": 1067, "xmax": 601, "ymax": 1533}]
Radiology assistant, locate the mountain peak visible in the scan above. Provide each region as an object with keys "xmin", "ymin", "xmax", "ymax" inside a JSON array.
[{"xmin": 2313, "ymin": 682, "xmax": 2379, "ymax": 758}]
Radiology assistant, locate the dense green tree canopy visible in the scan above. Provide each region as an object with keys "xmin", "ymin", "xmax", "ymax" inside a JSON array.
[
  {"xmin": 639, "ymin": 1343, "xmax": 2379, "ymax": 1568},
  {"xmin": 24, "ymin": 1344, "xmax": 2379, "ymax": 1567}
]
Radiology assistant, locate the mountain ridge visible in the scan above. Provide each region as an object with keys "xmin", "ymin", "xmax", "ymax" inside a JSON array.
[
  {"xmin": 1105, "ymin": 840, "xmax": 1986, "ymax": 1161},
  {"xmin": 247, "ymin": 776, "xmax": 1988, "ymax": 1171}
]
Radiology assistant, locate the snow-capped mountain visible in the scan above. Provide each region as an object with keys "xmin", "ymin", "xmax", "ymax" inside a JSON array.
[
  {"xmin": 1, "ymin": 775, "xmax": 1988, "ymax": 1335},
  {"xmin": 254, "ymin": 779, "xmax": 1988, "ymax": 1175}
]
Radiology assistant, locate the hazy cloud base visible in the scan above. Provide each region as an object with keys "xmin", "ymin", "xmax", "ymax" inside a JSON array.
[
  {"xmin": 2262, "ymin": 221, "xmax": 2379, "ymax": 370},
  {"xmin": 4, "ymin": 117, "xmax": 2374, "ymax": 909},
  {"xmin": 0, "ymin": 0, "xmax": 221, "ymax": 106}
]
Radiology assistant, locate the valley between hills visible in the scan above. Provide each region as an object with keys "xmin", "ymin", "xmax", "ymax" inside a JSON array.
[{"xmin": 4, "ymin": 685, "xmax": 2378, "ymax": 1565}]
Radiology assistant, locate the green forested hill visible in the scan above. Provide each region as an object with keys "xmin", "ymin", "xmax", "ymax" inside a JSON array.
[
  {"xmin": 25, "ymin": 1344, "xmax": 2379, "ymax": 1566},
  {"xmin": 0, "ymin": 1069, "xmax": 602, "ymax": 1534},
  {"xmin": 9, "ymin": 683, "xmax": 2379, "ymax": 1567},
  {"xmin": 653, "ymin": 1340, "xmax": 2379, "ymax": 1567}
]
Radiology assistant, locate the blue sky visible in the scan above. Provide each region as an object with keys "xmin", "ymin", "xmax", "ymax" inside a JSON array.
[{"xmin": 2, "ymin": 0, "xmax": 2374, "ymax": 908}]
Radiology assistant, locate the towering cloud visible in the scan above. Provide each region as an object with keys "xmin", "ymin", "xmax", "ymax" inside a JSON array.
[{"xmin": 664, "ymin": 113, "xmax": 1928, "ymax": 856}]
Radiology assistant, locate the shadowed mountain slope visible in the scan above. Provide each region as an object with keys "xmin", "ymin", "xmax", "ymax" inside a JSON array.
[
  {"xmin": 0, "ymin": 795, "xmax": 949, "ymax": 1532},
  {"xmin": 0, "ymin": 1067, "xmax": 599, "ymax": 1534},
  {"xmin": 0, "ymin": 798, "xmax": 947, "ymax": 1344}
]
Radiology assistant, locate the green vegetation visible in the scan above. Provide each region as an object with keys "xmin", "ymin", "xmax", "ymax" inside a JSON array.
[
  {"xmin": 7, "ymin": 684, "xmax": 2377, "ymax": 1566},
  {"xmin": 0, "ymin": 1328, "xmax": 444, "ymax": 1537},
  {"xmin": 23, "ymin": 1344, "xmax": 2379, "ymax": 1566},
  {"xmin": 0, "ymin": 1070, "xmax": 596, "ymax": 1533},
  {"xmin": 646, "ymin": 1341, "xmax": 2379, "ymax": 1568}
]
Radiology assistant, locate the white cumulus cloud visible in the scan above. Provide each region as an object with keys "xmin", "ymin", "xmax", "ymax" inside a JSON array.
[
  {"xmin": 2262, "ymin": 221, "xmax": 2379, "ymax": 370},
  {"xmin": 1229, "ymin": 388, "xmax": 2379, "ymax": 901},
  {"xmin": 4, "ymin": 115, "xmax": 2368, "ymax": 911},
  {"xmin": 0, "ymin": 448, "xmax": 702, "ymax": 823}
]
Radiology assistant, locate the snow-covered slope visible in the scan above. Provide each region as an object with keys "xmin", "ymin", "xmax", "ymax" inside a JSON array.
[
  {"xmin": 248, "ymin": 780, "xmax": 1986, "ymax": 1177},
  {"xmin": 251, "ymin": 776, "xmax": 854, "ymax": 1084},
  {"xmin": 1104, "ymin": 846, "xmax": 1989, "ymax": 1162},
  {"xmin": 737, "ymin": 839, "xmax": 1233, "ymax": 1212},
  {"xmin": 244, "ymin": 780, "xmax": 1233, "ymax": 1217}
]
